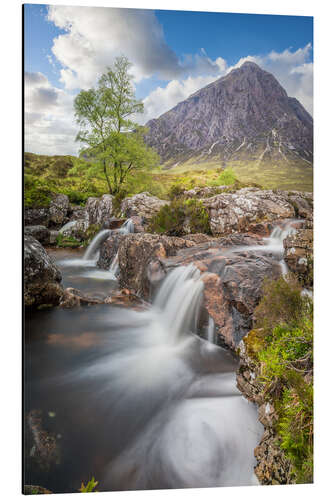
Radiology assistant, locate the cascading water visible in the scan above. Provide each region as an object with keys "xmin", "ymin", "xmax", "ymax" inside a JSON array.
[
  {"xmin": 234, "ymin": 220, "xmax": 299, "ymax": 276},
  {"xmin": 108, "ymin": 218, "xmax": 135, "ymax": 277},
  {"xmin": 59, "ymin": 220, "xmax": 77, "ymax": 234},
  {"xmin": 61, "ymin": 264, "xmax": 263, "ymax": 490},
  {"xmin": 83, "ymin": 229, "xmax": 111, "ymax": 261}
]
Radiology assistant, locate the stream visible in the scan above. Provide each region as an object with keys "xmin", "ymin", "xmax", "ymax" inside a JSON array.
[{"xmin": 24, "ymin": 220, "xmax": 299, "ymax": 493}]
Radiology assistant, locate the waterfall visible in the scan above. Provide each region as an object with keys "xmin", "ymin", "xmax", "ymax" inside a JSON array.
[
  {"xmin": 119, "ymin": 218, "xmax": 135, "ymax": 234},
  {"xmin": 82, "ymin": 229, "xmax": 111, "ymax": 261},
  {"xmin": 59, "ymin": 220, "xmax": 77, "ymax": 234},
  {"xmin": 206, "ymin": 316, "xmax": 215, "ymax": 344},
  {"xmin": 83, "ymin": 219, "xmax": 135, "ymax": 263},
  {"xmin": 154, "ymin": 265, "xmax": 204, "ymax": 343}
]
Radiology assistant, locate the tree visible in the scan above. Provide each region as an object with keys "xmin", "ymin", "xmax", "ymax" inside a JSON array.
[{"xmin": 74, "ymin": 56, "xmax": 159, "ymax": 194}]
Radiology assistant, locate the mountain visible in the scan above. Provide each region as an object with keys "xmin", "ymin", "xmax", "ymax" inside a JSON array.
[{"xmin": 145, "ymin": 62, "xmax": 313, "ymax": 190}]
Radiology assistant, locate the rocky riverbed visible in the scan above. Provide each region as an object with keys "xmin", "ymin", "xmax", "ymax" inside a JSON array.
[{"xmin": 24, "ymin": 188, "xmax": 313, "ymax": 491}]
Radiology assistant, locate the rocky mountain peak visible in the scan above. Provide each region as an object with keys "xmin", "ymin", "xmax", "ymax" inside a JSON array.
[{"xmin": 145, "ymin": 62, "xmax": 313, "ymax": 171}]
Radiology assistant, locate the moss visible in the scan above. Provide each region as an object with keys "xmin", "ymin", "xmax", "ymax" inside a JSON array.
[
  {"xmin": 242, "ymin": 328, "xmax": 266, "ymax": 361},
  {"xmin": 56, "ymin": 233, "xmax": 81, "ymax": 248}
]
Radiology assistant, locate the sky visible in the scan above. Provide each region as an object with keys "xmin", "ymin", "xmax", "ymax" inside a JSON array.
[{"xmin": 24, "ymin": 4, "xmax": 313, "ymax": 156}]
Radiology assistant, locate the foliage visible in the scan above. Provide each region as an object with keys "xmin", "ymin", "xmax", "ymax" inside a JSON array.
[
  {"xmin": 56, "ymin": 233, "xmax": 81, "ymax": 248},
  {"xmin": 74, "ymin": 56, "xmax": 159, "ymax": 194},
  {"xmin": 255, "ymin": 275, "xmax": 308, "ymax": 334},
  {"xmin": 79, "ymin": 477, "xmax": 98, "ymax": 493},
  {"xmin": 252, "ymin": 276, "xmax": 313, "ymax": 483},
  {"xmin": 24, "ymin": 174, "xmax": 52, "ymax": 207},
  {"xmin": 149, "ymin": 198, "xmax": 211, "ymax": 236},
  {"xmin": 207, "ymin": 167, "xmax": 237, "ymax": 186}
]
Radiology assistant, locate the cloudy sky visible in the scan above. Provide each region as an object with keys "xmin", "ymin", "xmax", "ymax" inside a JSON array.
[{"xmin": 24, "ymin": 4, "xmax": 313, "ymax": 155}]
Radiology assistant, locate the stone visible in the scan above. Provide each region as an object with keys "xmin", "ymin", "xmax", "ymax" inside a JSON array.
[
  {"xmin": 120, "ymin": 192, "xmax": 170, "ymax": 222},
  {"xmin": 24, "ymin": 235, "xmax": 63, "ymax": 307},
  {"xmin": 284, "ymin": 227, "xmax": 313, "ymax": 286},
  {"xmin": 202, "ymin": 188, "xmax": 296, "ymax": 235},
  {"xmin": 24, "ymin": 225, "xmax": 50, "ymax": 245},
  {"xmin": 24, "ymin": 207, "xmax": 50, "ymax": 227},
  {"xmin": 49, "ymin": 193, "xmax": 70, "ymax": 226},
  {"xmin": 85, "ymin": 194, "xmax": 114, "ymax": 225}
]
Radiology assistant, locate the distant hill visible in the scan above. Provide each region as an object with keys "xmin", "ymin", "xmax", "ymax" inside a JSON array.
[{"xmin": 145, "ymin": 62, "xmax": 313, "ymax": 191}]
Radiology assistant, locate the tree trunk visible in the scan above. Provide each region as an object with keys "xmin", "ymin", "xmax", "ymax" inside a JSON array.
[{"xmin": 103, "ymin": 159, "xmax": 113, "ymax": 195}]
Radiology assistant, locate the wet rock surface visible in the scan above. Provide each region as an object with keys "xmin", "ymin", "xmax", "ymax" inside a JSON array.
[{"xmin": 24, "ymin": 235, "xmax": 63, "ymax": 307}]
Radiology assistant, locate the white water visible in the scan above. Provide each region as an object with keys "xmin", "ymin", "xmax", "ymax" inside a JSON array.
[
  {"xmin": 83, "ymin": 229, "xmax": 112, "ymax": 261},
  {"xmin": 59, "ymin": 220, "xmax": 77, "ymax": 234},
  {"xmin": 234, "ymin": 220, "xmax": 298, "ymax": 276},
  {"xmin": 108, "ymin": 219, "xmax": 135, "ymax": 277},
  {"xmin": 67, "ymin": 264, "xmax": 262, "ymax": 489},
  {"xmin": 206, "ymin": 316, "xmax": 215, "ymax": 344}
]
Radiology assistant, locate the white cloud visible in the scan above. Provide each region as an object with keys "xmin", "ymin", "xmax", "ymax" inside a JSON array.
[
  {"xmin": 24, "ymin": 71, "xmax": 78, "ymax": 155},
  {"xmin": 47, "ymin": 5, "xmax": 224, "ymax": 90},
  {"xmin": 26, "ymin": 4, "xmax": 312, "ymax": 155}
]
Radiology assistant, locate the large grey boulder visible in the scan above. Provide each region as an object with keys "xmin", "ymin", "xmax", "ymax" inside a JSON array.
[
  {"xmin": 202, "ymin": 188, "xmax": 296, "ymax": 235},
  {"xmin": 120, "ymin": 192, "xmax": 170, "ymax": 222},
  {"xmin": 24, "ymin": 235, "xmax": 63, "ymax": 307},
  {"xmin": 49, "ymin": 193, "xmax": 70, "ymax": 226},
  {"xmin": 24, "ymin": 225, "xmax": 50, "ymax": 245},
  {"xmin": 24, "ymin": 207, "xmax": 50, "ymax": 227},
  {"xmin": 85, "ymin": 194, "xmax": 114, "ymax": 225}
]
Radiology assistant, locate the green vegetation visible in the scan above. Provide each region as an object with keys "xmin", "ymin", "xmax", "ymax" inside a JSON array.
[
  {"xmin": 149, "ymin": 198, "xmax": 211, "ymax": 236},
  {"xmin": 250, "ymin": 276, "xmax": 313, "ymax": 483},
  {"xmin": 55, "ymin": 233, "xmax": 82, "ymax": 248},
  {"xmin": 74, "ymin": 56, "xmax": 159, "ymax": 195},
  {"xmin": 79, "ymin": 477, "xmax": 98, "ymax": 493}
]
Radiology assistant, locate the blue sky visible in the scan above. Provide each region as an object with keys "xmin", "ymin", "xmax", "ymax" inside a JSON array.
[{"xmin": 24, "ymin": 4, "xmax": 313, "ymax": 155}]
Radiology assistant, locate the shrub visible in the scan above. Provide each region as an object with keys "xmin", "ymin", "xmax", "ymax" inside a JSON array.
[
  {"xmin": 207, "ymin": 167, "xmax": 236, "ymax": 187},
  {"xmin": 24, "ymin": 175, "xmax": 52, "ymax": 207},
  {"xmin": 168, "ymin": 184, "xmax": 186, "ymax": 200},
  {"xmin": 255, "ymin": 275, "xmax": 310, "ymax": 334},
  {"xmin": 149, "ymin": 198, "xmax": 211, "ymax": 236}
]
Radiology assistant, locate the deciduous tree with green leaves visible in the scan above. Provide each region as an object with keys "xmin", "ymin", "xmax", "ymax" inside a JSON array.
[{"xmin": 74, "ymin": 56, "xmax": 159, "ymax": 194}]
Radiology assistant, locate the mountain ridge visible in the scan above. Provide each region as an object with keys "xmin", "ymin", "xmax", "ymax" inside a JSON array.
[{"xmin": 144, "ymin": 62, "xmax": 313, "ymax": 181}]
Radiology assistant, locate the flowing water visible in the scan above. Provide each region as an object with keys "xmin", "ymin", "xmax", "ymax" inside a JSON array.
[
  {"xmin": 25, "ymin": 220, "xmax": 302, "ymax": 492},
  {"xmin": 25, "ymin": 260, "xmax": 263, "ymax": 492}
]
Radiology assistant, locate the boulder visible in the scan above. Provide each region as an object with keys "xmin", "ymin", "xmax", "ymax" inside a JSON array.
[
  {"xmin": 59, "ymin": 218, "xmax": 89, "ymax": 241},
  {"xmin": 202, "ymin": 188, "xmax": 297, "ymax": 235},
  {"xmin": 145, "ymin": 240, "xmax": 280, "ymax": 348},
  {"xmin": 85, "ymin": 194, "xmax": 114, "ymax": 225},
  {"xmin": 120, "ymin": 192, "xmax": 170, "ymax": 222},
  {"xmin": 97, "ymin": 233, "xmax": 196, "ymax": 297},
  {"xmin": 24, "ymin": 207, "xmax": 50, "ymax": 227},
  {"xmin": 97, "ymin": 231, "xmax": 127, "ymax": 270},
  {"xmin": 183, "ymin": 185, "xmax": 228, "ymax": 198},
  {"xmin": 49, "ymin": 193, "xmax": 70, "ymax": 226},
  {"xmin": 283, "ymin": 227, "xmax": 313, "ymax": 287},
  {"xmin": 24, "ymin": 225, "xmax": 50, "ymax": 245},
  {"xmin": 24, "ymin": 235, "xmax": 63, "ymax": 307},
  {"xmin": 286, "ymin": 191, "xmax": 313, "ymax": 220}
]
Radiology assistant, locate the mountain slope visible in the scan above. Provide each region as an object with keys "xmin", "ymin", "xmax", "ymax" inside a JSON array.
[{"xmin": 145, "ymin": 62, "xmax": 313, "ymax": 190}]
